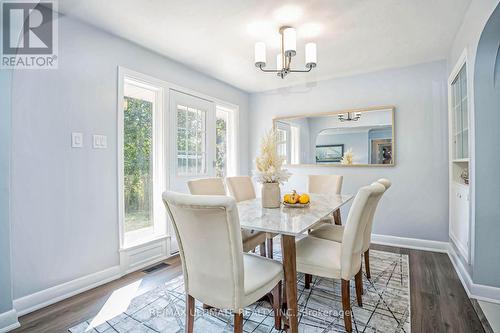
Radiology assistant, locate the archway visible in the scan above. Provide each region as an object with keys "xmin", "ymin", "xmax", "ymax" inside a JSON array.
[{"xmin": 473, "ymin": 2, "xmax": 500, "ymax": 286}]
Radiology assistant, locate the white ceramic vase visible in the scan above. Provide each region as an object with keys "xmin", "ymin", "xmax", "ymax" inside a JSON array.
[{"xmin": 262, "ymin": 182, "xmax": 281, "ymax": 208}]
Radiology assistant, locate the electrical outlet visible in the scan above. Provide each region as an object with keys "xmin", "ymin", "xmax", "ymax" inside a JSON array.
[
  {"xmin": 93, "ymin": 135, "xmax": 107, "ymax": 149},
  {"xmin": 72, "ymin": 132, "xmax": 83, "ymax": 148}
]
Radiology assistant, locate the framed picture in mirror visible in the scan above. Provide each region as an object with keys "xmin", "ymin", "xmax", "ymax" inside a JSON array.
[{"xmin": 273, "ymin": 106, "xmax": 395, "ymax": 167}]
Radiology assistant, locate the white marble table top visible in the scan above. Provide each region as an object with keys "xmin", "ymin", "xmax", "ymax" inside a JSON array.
[{"xmin": 237, "ymin": 193, "xmax": 353, "ymax": 236}]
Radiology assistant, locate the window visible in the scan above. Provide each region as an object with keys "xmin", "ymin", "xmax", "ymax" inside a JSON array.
[
  {"xmin": 276, "ymin": 122, "xmax": 289, "ymax": 163},
  {"xmin": 176, "ymin": 104, "xmax": 207, "ymax": 176},
  {"xmin": 290, "ymin": 125, "xmax": 300, "ymax": 164},
  {"xmin": 215, "ymin": 105, "xmax": 237, "ymax": 177},
  {"xmin": 121, "ymin": 76, "xmax": 165, "ymax": 248},
  {"xmin": 123, "ymin": 89, "xmax": 154, "ymax": 233}
]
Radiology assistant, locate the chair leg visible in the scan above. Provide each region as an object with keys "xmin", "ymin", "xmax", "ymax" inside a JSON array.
[
  {"xmin": 233, "ymin": 312, "xmax": 243, "ymax": 333},
  {"xmin": 341, "ymin": 279, "xmax": 352, "ymax": 333},
  {"xmin": 355, "ymin": 269, "xmax": 363, "ymax": 307},
  {"xmin": 271, "ymin": 281, "xmax": 282, "ymax": 330},
  {"xmin": 364, "ymin": 250, "xmax": 371, "ymax": 279},
  {"xmin": 304, "ymin": 273, "xmax": 312, "ymax": 289},
  {"xmin": 186, "ymin": 294, "xmax": 195, "ymax": 333},
  {"xmin": 333, "ymin": 209, "xmax": 342, "ymax": 225},
  {"xmin": 266, "ymin": 237, "xmax": 273, "ymax": 259},
  {"xmin": 259, "ymin": 242, "xmax": 266, "ymax": 257}
]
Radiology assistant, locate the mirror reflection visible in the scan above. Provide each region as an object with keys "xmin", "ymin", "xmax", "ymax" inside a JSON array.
[{"xmin": 274, "ymin": 106, "xmax": 394, "ymax": 166}]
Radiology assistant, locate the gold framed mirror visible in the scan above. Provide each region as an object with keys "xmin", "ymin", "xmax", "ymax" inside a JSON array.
[{"xmin": 273, "ymin": 106, "xmax": 395, "ymax": 167}]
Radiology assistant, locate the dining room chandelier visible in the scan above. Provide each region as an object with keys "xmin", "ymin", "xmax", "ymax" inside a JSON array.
[
  {"xmin": 338, "ymin": 112, "xmax": 362, "ymax": 122},
  {"xmin": 254, "ymin": 26, "xmax": 317, "ymax": 79}
]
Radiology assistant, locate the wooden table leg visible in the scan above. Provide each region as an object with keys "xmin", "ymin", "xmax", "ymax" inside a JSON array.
[
  {"xmin": 281, "ymin": 234, "xmax": 298, "ymax": 333},
  {"xmin": 333, "ymin": 208, "xmax": 342, "ymax": 225}
]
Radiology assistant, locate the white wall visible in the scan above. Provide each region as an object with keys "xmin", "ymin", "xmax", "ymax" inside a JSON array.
[
  {"xmin": 10, "ymin": 14, "xmax": 249, "ymax": 300},
  {"xmin": 249, "ymin": 61, "xmax": 449, "ymax": 241}
]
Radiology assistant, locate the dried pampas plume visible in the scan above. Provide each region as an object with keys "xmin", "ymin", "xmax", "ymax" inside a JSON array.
[{"xmin": 254, "ymin": 129, "xmax": 291, "ymax": 184}]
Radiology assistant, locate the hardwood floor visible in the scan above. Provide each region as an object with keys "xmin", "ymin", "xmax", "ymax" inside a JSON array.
[{"xmin": 13, "ymin": 245, "xmax": 486, "ymax": 333}]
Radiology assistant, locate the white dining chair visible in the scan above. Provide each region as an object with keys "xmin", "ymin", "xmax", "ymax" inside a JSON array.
[
  {"xmin": 226, "ymin": 176, "xmax": 277, "ymax": 258},
  {"xmin": 226, "ymin": 176, "xmax": 256, "ymax": 202},
  {"xmin": 295, "ymin": 182, "xmax": 386, "ymax": 332},
  {"xmin": 162, "ymin": 192, "xmax": 283, "ymax": 333},
  {"xmin": 187, "ymin": 178, "xmax": 268, "ymax": 255},
  {"xmin": 307, "ymin": 178, "xmax": 391, "ymax": 280},
  {"xmin": 308, "ymin": 174, "xmax": 344, "ymax": 225}
]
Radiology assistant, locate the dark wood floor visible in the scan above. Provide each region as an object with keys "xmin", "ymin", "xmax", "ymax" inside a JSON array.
[{"xmin": 13, "ymin": 245, "xmax": 486, "ymax": 333}]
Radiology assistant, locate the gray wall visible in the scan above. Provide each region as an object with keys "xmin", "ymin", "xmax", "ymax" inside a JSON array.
[
  {"xmin": 249, "ymin": 61, "xmax": 449, "ymax": 241},
  {"xmin": 473, "ymin": 2, "xmax": 500, "ymax": 288},
  {"xmin": 0, "ymin": 67, "xmax": 14, "ymax": 315},
  {"xmin": 10, "ymin": 15, "xmax": 249, "ymax": 299}
]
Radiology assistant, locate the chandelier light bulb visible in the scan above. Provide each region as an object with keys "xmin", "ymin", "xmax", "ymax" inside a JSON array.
[
  {"xmin": 254, "ymin": 42, "xmax": 266, "ymax": 67},
  {"xmin": 305, "ymin": 42, "xmax": 317, "ymax": 68},
  {"xmin": 283, "ymin": 27, "xmax": 297, "ymax": 57}
]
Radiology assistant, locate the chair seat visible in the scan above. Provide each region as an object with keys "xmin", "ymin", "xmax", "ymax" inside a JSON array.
[
  {"xmin": 241, "ymin": 230, "xmax": 267, "ymax": 252},
  {"xmin": 243, "ymin": 253, "xmax": 283, "ymax": 306},
  {"xmin": 296, "ymin": 236, "xmax": 343, "ymax": 279},
  {"xmin": 309, "ymin": 224, "xmax": 344, "ymax": 242}
]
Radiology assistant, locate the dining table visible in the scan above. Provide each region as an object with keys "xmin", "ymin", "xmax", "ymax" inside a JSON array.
[{"xmin": 237, "ymin": 193, "xmax": 353, "ymax": 333}]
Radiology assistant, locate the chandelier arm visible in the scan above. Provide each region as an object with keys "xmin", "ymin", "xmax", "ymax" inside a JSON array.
[
  {"xmin": 258, "ymin": 64, "xmax": 281, "ymax": 73},
  {"xmin": 288, "ymin": 67, "xmax": 313, "ymax": 73}
]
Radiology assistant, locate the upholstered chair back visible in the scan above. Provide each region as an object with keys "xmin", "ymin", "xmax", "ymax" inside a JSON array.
[
  {"xmin": 308, "ymin": 174, "xmax": 343, "ymax": 195},
  {"xmin": 377, "ymin": 178, "xmax": 392, "ymax": 190},
  {"xmin": 187, "ymin": 177, "xmax": 226, "ymax": 195},
  {"xmin": 162, "ymin": 191, "xmax": 244, "ymax": 310},
  {"xmin": 360, "ymin": 179, "xmax": 390, "ymax": 252},
  {"xmin": 340, "ymin": 183, "xmax": 386, "ymax": 280},
  {"xmin": 226, "ymin": 176, "xmax": 256, "ymax": 202},
  {"xmin": 360, "ymin": 178, "xmax": 391, "ymax": 252}
]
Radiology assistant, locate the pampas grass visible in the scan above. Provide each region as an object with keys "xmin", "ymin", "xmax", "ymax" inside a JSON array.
[{"xmin": 254, "ymin": 129, "xmax": 291, "ymax": 184}]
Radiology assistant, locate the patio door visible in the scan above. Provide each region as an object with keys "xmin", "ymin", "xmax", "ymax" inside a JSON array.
[{"xmin": 168, "ymin": 90, "xmax": 216, "ymax": 251}]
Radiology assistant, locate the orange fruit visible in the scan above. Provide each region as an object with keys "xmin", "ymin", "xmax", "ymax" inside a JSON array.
[
  {"xmin": 299, "ymin": 193, "xmax": 310, "ymax": 204},
  {"xmin": 283, "ymin": 194, "xmax": 291, "ymax": 203}
]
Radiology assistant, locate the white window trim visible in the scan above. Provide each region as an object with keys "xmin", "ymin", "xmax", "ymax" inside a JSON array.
[{"xmin": 117, "ymin": 67, "xmax": 240, "ymax": 256}]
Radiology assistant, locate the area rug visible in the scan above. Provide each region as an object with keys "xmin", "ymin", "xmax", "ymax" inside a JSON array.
[{"xmin": 69, "ymin": 248, "xmax": 410, "ymax": 333}]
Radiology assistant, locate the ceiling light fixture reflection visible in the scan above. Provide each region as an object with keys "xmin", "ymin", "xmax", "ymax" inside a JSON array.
[{"xmin": 338, "ymin": 112, "xmax": 362, "ymax": 122}]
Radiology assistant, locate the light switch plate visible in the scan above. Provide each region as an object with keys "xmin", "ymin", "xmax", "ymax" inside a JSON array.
[
  {"xmin": 93, "ymin": 134, "xmax": 107, "ymax": 149},
  {"xmin": 72, "ymin": 132, "xmax": 83, "ymax": 148}
]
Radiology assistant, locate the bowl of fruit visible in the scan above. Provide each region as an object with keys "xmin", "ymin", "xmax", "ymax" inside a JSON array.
[{"xmin": 283, "ymin": 190, "xmax": 310, "ymax": 208}]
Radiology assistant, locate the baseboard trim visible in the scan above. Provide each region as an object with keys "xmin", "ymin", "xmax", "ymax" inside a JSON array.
[
  {"xmin": 0, "ymin": 309, "xmax": 19, "ymax": 333},
  {"xmin": 13, "ymin": 265, "xmax": 121, "ymax": 316},
  {"xmin": 370, "ymin": 234, "xmax": 500, "ymax": 303},
  {"xmin": 371, "ymin": 234, "xmax": 449, "ymax": 253},
  {"xmin": 447, "ymin": 245, "xmax": 500, "ymax": 304}
]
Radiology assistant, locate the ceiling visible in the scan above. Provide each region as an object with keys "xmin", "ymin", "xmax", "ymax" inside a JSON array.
[{"xmin": 58, "ymin": 0, "xmax": 471, "ymax": 93}]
